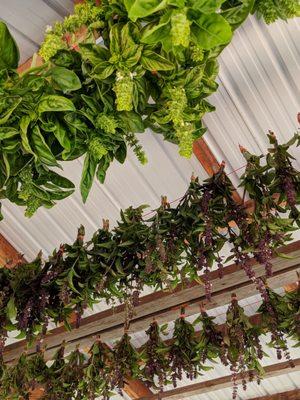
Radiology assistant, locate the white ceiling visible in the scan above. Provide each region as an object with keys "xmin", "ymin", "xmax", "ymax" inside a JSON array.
[
  {"xmin": 0, "ymin": 4, "xmax": 299, "ymax": 398},
  {"xmin": 0, "ymin": 9, "xmax": 298, "ymax": 261}
]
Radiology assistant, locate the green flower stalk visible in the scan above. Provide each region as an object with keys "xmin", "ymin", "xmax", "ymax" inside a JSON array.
[
  {"xmin": 18, "ymin": 167, "xmax": 33, "ymax": 202},
  {"xmin": 191, "ymin": 45, "xmax": 204, "ymax": 63},
  {"xmin": 176, "ymin": 122, "xmax": 195, "ymax": 158},
  {"xmin": 171, "ymin": 10, "xmax": 191, "ymax": 47},
  {"xmin": 88, "ymin": 137, "xmax": 108, "ymax": 160},
  {"xmin": 166, "ymin": 87, "xmax": 195, "ymax": 157},
  {"xmin": 25, "ymin": 197, "xmax": 42, "ymax": 218},
  {"xmin": 96, "ymin": 113, "xmax": 118, "ymax": 135},
  {"xmin": 167, "ymin": 87, "xmax": 187, "ymax": 126},
  {"xmin": 39, "ymin": 2, "xmax": 104, "ymax": 61},
  {"xmin": 39, "ymin": 33, "xmax": 66, "ymax": 62},
  {"xmin": 113, "ymin": 72, "xmax": 134, "ymax": 112},
  {"xmin": 125, "ymin": 132, "xmax": 147, "ymax": 164},
  {"xmin": 256, "ymin": 0, "xmax": 299, "ymax": 24}
]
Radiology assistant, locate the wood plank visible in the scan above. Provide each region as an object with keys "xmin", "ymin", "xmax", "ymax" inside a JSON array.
[
  {"xmin": 17, "ymin": 55, "xmax": 43, "ymax": 73},
  {"xmin": 0, "ymin": 233, "xmax": 25, "ymax": 267},
  {"xmin": 29, "ymin": 388, "xmax": 44, "ymax": 400},
  {"xmin": 124, "ymin": 380, "xmax": 153, "ymax": 399},
  {"xmin": 138, "ymin": 358, "xmax": 300, "ymax": 399},
  {"xmin": 249, "ymin": 389, "xmax": 300, "ymax": 400},
  {"xmin": 3, "ymin": 241, "xmax": 300, "ymax": 363},
  {"xmin": 193, "ymin": 137, "xmax": 243, "ymax": 204}
]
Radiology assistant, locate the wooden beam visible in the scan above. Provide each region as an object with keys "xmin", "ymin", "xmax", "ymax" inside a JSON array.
[
  {"xmin": 29, "ymin": 388, "xmax": 44, "ymax": 400},
  {"xmin": 193, "ymin": 137, "xmax": 243, "ymax": 204},
  {"xmin": 138, "ymin": 358, "xmax": 300, "ymax": 400},
  {"xmin": 124, "ymin": 380, "xmax": 153, "ymax": 399},
  {"xmin": 248, "ymin": 389, "xmax": 300, "ymax": 400},
  {"xmin": 17, "ymin": 55, "xmax": 43, "ymax": 74},
  {"xmin": 3, "ymin": 241, "xmax": 300, "ymax": 364},
  {"xmin": 193, "ymin": 138, "xmax": 220, "ymax": 176},
  {"xmin": 0, "ymin": 233, "xmax": 25, "ymax": 267}
]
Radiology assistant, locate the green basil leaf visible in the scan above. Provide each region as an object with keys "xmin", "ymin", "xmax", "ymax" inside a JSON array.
[
  {"xmin": 93, "ymin": 61, "xmax": 115, "ymax": 79},
  {"xmin": 191, "ymin": 14, "xmax": 232, "ymax": 49},
  {"xmin": 6, "ymin": 296, "xmax": 17, "ymax": 321},
  {"xmin": 2, "ymin": 153, "xmax": 10, "ymax": 181},
  {"xmin": 49, "ymin": 66, "xmax": 81, "ymax": 92},
  {"xmin": 0, "ymin": 96, "xmax": 22, "ymax": 125},
  {"xmin": 126, "ymin": 0, "xmax": 168, "ymax": 21},
  {"xmin": 38, "ymin": 95, "xmax": 75, "ymax": 113},
  {"xmin": 141, "ymin": 12, "xmax": 171, "ymax": 44},
  {"xmin": 48, "ymin": 189, "xmax": 74, "ymax": 201},
  {"xmin": 0, "ymin": 127, "xmax": 19, "ymax": 140},
  {"xmin": 47, "ymin": 170, "xmax": 75, "ymax": 189},
  {"xmin": 115, "ymin": 142, "xmax": 127, "ymax": 164},
  {"xmin": 221, "ymin": 0, "xmax": 254, "ymax": 29},
  {"xmin": 31, "ymin": 125, "xmax": 59, "ymax": 167},
  {"xmin": 119, "ymin": 111, "xmax": 145, "ymax": 133},
  {"xmin": 140, "ymin": 50, "xmax": 174, "ymax": 71},
  {"xmin": 80, "ymin": 153, "xmax": 97, "ymax": 202},
  {"xmin": 52, "ymin": 120, "xmax": 71, "ymax": 152},
  {"xmin": 168, "ymin": 0, "xmax": 185, "ymax": 6},
  {"xmin": 191, "ymin": 0, "xmax": 226, "ymax": 14},
  {"xmin": 0, "ymin": 22, "xmax": 20, "ymax": 70},
  {"xmin": 19, "ymin": 115, "xmax": 36, "ymax": 158},
  {"xmin": 2, "ymin": 138, "xmax": 19, "ymax": 153},
  {"xmin": 96, "ymin": 156, "xmax": 110, "ymax": 184},
  {"xmin": 79, "ymin": 43, "xmax": 109, "ymax": 64}
]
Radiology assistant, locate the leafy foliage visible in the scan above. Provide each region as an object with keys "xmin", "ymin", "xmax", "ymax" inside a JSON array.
[
  {"xmin": 253, "ymin": 0, "xmax": 299, "ymax": 24},
  {"xmin": 0, "ymin": 1, "xmax": 297, "ymax": 215},
  {"xmin": 0, "ymin": 291, "xmax": 299, "ymax": 399},
  {"xmin": 0, "ymin": 132, "xmax": 299, "ymax": 351}
]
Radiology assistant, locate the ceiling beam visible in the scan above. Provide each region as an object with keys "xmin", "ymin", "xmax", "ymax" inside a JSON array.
[
  {"xmin": 137, "ymin": 358, "xmax": 300, "ymax": 400},
  {"xmin": 3, "ymin": 240, "xmax": 300, "ymax": 364},
  {"xmin": 124, "ymin": 380, "xmax": 153, "ymax": 399},
  {"xmin": 0, "ymin": 233, "xmax": 25, "ymax": 267},
  {"xmin": 193, "ymin": 137, "xmax": 244, "ymax": 204},
  {"xmin": 249, "ymin": 389, "xmax": 300, "ymax": 400}
]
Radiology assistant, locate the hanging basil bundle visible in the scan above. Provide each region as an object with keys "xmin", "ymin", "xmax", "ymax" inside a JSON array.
[
  {"xmin": 0, "ymin": 1, "xmax": 298, "ymax": 216},
  {"xmin": 1, "ymin": 290, "xmax": 299, "ymax": 400},
  {"xmin": 0, "ymin": 133, "xmax": 299, "ymax": 351}
]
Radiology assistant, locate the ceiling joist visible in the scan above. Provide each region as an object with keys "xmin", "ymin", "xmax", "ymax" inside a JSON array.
[{"xmin": 138, "ymin": 358, "xmax": 300, "ymax": 400}]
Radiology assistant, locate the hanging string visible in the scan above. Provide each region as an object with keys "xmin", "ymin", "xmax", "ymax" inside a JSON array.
[{"xmin": 142, "ymin": 162, "xmax": 247, "ymax": 218}]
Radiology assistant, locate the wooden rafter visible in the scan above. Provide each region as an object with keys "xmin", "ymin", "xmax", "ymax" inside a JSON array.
[
  {"xmin": 138, "ymin": 358, "xmax": 300, "ymax": 400},
  {"xmin": 249, "ymin": 389, "xmax": 300, "ymax": 400},
  {"xmin": 193, "ymin": 137, "xmax": 244, "ymax": 204},
  {"xmin": 3, "ymin": 240, "xmax": 300, "ymax": 363},
  {"xmin": 0, "ymin": 234, "xmax": 24, "ymax": 267}
]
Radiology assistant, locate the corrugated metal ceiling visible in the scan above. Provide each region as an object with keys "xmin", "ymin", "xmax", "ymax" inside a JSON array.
[
  {"xmin": 0, "ymin": 3, "xmax": 299, "ymax": 398},
  {"xmin": 0, "ymin": 8, "xmax": 298, "ymax": 260}
]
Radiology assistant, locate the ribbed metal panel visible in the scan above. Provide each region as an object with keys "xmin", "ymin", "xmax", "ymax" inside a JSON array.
[
  {"xmin": 1, "ymin": 132, "xmax": 207, "ymax": 259},
  {"xmin": 187, "ymin": 371, "xmax": 300, "ymax": 400},
  {"xmin": 203, "ymin": 16, "xmax": 300, "ymax": 192},
  {"xmin": 0, "ymin": 6, "xmax": 299, "ymax": 398},
  {"xmin": 0, "ymin": 0, "xmax": 74, "ymax": 63}
]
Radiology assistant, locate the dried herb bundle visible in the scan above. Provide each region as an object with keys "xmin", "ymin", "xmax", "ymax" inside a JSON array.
[
  {"xmin": 111, "ymin": 333, "xmax": 140, "ymax": 393},
  {"xmin": 1, "ymin": 290, "xmax": 299, "ymax": 400},
  {"xmin": 79, "ymin": 340, "xmax": 113, "ymax": 400},
  {"xmin": 258, "ymin": 287, "xmax": 295, "ymax": 366},
  {"xmin": 223, "ymin": 295, "xmax": 264, "ymax": 398},
  {"xmin": 195, "ymin": 308, "xmax": 223, "ymax": 364},
  {"xmin": 168, "ymin": 314, "xmax": 200, "ymax": 386},
  {"xmin": 0, "ymin": 133, "xmax": 299, "ymax": 349},
  {"xmin": 140, "ymin": 321, "xmax": 169, "ymax": 390}
]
